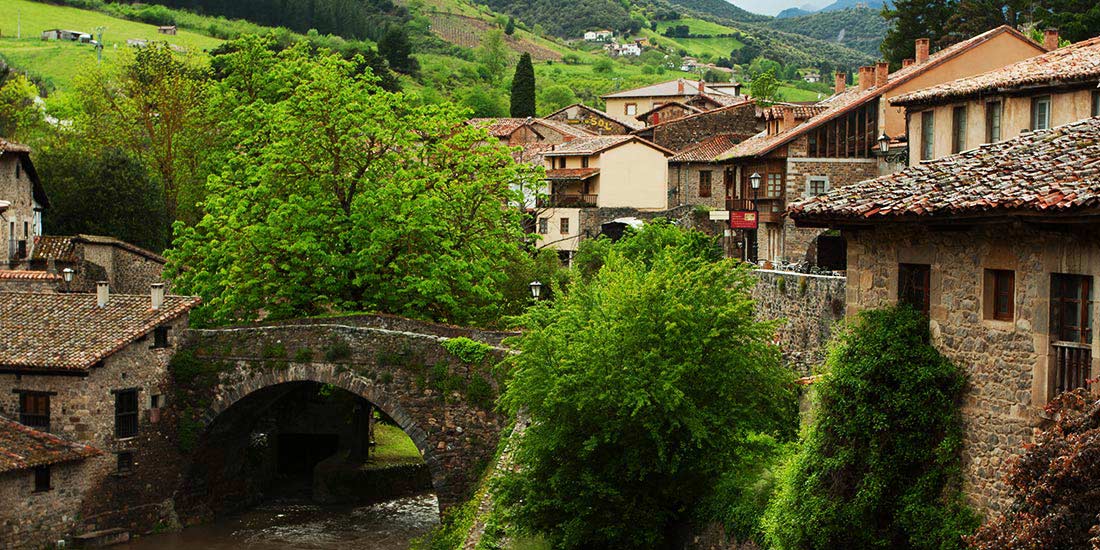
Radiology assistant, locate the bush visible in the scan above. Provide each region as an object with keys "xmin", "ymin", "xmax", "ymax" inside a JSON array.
[{"xmin": 763, "ymin": 306, "xmax": 979, "ymax": 550}]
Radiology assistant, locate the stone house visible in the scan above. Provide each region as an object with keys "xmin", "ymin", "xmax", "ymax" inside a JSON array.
[
  {"xmin": 26, "ymin": 234, "xmax": 168, "ymax": 294},
  {"xmin": 537, "ymin": 135, "xmax": 672, "ymax": 256},
  {"xmin": 633, "ymin": 101, "xmax": 704, "ymax": 127},
  {"xmin": 544, "ymin": 103, "xmax": 644, "ymax": 136},
  {"xmin": 788, "ymin": 116, "xmax": 1100, "ymax": 515},
  {"xmin": 892, "ymin": 31, "xmax": 1100, "ymax": 165},
  {"xmin": 634, "ymin": 100, "xmax": 759, "ymax": 154},
  {"xmin": 717, "ymin": 26, "xmax": 1047, "ymax": 266},
  {"xmin": 0, "ymin": 138, "xmax": 48, "ymax": 266},
  {"xmin": 601, "ymin": 79, "xmax": 743, "ymax": 119},
  {"xmin": 0, "ymin": 286, "xmax": 201, "ymax": 547},
  {"xmin": 468, "ymin": 117, "xmax": 590, "ymax": 149}
]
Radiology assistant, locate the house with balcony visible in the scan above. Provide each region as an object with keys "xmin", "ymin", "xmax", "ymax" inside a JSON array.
[
  {"xmin": 716, "ymin": 26, "xmax": 1048, "ymax": 266},
  {"xmin": 0, "ymin": 138, "xmax": 48, "ymax": 266},
  {"xmin": 891, "ymin": 31, "xmax": 1100, "ymax": 165},
  {"xmin": 536, "ymin": 135, "xmax": 672, "ymax": 258},
  {"xmin": 789, "ymin": 115, "xmax": 1100, "ymax": 515}
]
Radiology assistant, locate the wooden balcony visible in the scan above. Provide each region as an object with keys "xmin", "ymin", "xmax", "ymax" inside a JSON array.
[
  {"xmin": 724, "ymin": 198, "xmax": 784, "ymax": 224},
  {"xmin": 1053, "ymin": 341, "xmax": 1092, "ymax": 394},
  {"xmin": 537, "ymin": 193, "xmax": 598, "ymax": 208}
]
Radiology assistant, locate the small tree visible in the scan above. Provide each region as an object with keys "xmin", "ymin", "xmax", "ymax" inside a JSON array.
[
  {"xmin": 378, "ymin": 26, "xmax": 418, "ymax": 75},
  {"xmin": 968, "ymin": 388, "xmax": 1100, "ymax": 549},
  {"xmin": 0, "ymin": 74, "xmax": 42, "ymax": 142},
  {"xmin": 497, "ymin": 227, "xmax": 796, "ymax": 548},
  {"xmin": 505, "ymin": 16, "xmax": 516, "ymax": 35},
  {"xmin": 479, "ymin": 29, "xmax": 510, "ymax": 82},
  {"xmin": 510, "ymin": 53, "xmax": 536, "ymax": 118},
  {"xmin": 763, "ymin": 306, "xmax": 979, "ymax": 550},
  {"xmin": 750, "ymin": 69, "xmax": 780, "ymax": 104}
]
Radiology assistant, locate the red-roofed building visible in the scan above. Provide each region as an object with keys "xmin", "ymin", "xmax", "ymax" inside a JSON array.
[{"xmin": 716, "ymin": 27, "xmax": 1047, "ymax": 266}]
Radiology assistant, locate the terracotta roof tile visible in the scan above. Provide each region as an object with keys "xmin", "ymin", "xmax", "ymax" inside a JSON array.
[
  {"xmin": 0, "ymin": 416, "xmax": 102, "ymax": 473},
  {"xmin": 0, "ymin": 137, "xmax": 31, "ymax": 154},
  {"xmin": 789, "ymin": 117, "xmax": 1100, "ymax": 223},
  {"xmin": 545, "ymin": 168, "xmax": 600, "ymax": 180},
  {"xmin": 893, "ymin": 37, "xmax": 1100, "ymax": 106},
  {"xmin": 543, "ymin": 135, "xmax": 632, "ymax": 155},
  {"xmin": 31, "ymin": 236, "xmax": 79, "ymax": 263},
  {"xmin": 0, "ymin": 292, "xmax": 201, "ymax": 372},
  {"xmin": 0, "ymin": 270, "xmax": 60, "ymax": 281},
  {"xmin": 468, "ymin": 118, "xmax": 531, "ymax": 138},
  {"xmin": 601, "ymin": 78, "xmax": 739, "ymax": 99},
  {"xmin": 670, "ymin": 134, "xmax": 748, "ymax": 163},
  {"xmin": 531, "ymin": 118, "xmax": 593, "ymax": 138},
  {"xmin": 546, "ymin": 103, "xmax": 646, "ymax": 131}
]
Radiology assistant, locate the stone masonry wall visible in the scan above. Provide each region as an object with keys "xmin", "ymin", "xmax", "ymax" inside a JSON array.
[
  {"xmin": 0, "ymin": 461, "xmax": 96, "ymax": 550},
  {"xmin": 752, "ymin": 269, "xmax": 847, "ymax": 376},
  {"xmin": 648, "ymin": 104, "xmax": 758, "ymax": 153},
  {"xmin": 843, "ymin": 223, "xmax": 1098, "ymax": 515}
]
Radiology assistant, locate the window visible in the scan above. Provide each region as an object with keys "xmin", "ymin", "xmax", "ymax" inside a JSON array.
[
  {"xmin": 538, "ymin": 217, "xmax": 548, "ymax": 235},
  {"xmin": 117, "ymin": 451, "xmax": 134, "ymax": 474},
  {"xmin": 1031, "ymin": 95, "xmax": 1051, "ymax": 131},
  {"xmin": 920, "ymin": 111, "xmax": 935, "ymax": 160},
  {"xmin": 698, "ymin": 171, "xmax": 712, "ymax": 198},
  {"xmin": 898, "ymin": 263, "xmax": 931, "ymax": 315},
  {"xmin": 806, "ymin": 176, "xmax": 829, "ymax": 197},
  {"xmin": 15, "ymin": 162, "xmax": 20, "ymax": 180},
  {"xmin": 581, "ymin": 156, "xmax": 589, "ymax": 168},
  {"xmin": 33, "ymin": 465, "xmax": 50, "ymax": 493},
  {"xmin": 559, "ymin": 217, "xmax": 570, "ymax": 235},
  {"xmin": 766, "ymin": 173, "xmax": 782, "ymax": 198},
  {"xmin": 984, "ymin": 269, "xmax": 1015, "ymax": 321},
  {"xmin": 153, "ymin": 326, "xmax": 170, "ymax": 349},
  {"xmin": 1051, "ymin": 274, "xmax": 1093, "ymax": 344},
  {"xmin": 625, "ymin": 103, "xmax": 637, "ymax": 116},
  {"xmin": 150, "ymin": 394, "xmax": 161, "ymax": 409},
  {"xmin": 1093, "ymin": 91, "xmax": 1099, "ymax": 117},
  {"xmin": 115, "ymin": 389, "xmax": 139, "ymax": 439},
  {"xmin": 951, "ymin": 106, "xmax": 967, "ymax": 153},
  {"xmin": 18, "ymin": 392, "xmax": 50, "ymax": 431},
  {"xmin": 986, "ymin": 101, "xmax": 1002, "ymax": 143}
]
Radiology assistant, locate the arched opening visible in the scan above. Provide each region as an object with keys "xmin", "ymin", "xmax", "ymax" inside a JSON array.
[{"xmin": 162, "ymin": 380, "xmax": 441, "ymax": 548}]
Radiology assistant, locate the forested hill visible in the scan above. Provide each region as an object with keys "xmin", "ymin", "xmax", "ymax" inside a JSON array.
[
  {"xmin": 477, "ymin": 0, "xmax": 636, "ymax": 37},
  {"xmin": 767, "ymin": 7, "xmax": 888, "ymax": 57},
  {"xmin": 663, "ymin": 0, "xmax": 771, "ymax": 23}
]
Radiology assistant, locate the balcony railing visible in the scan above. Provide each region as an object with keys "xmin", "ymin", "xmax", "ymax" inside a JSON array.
[
  {"xmin": 537, "ymin": 193, "xmax": 598, "ymax": 208},
  {"xmin": 725, "ymin": 198, "xmax": 784, "ymax": 224},
  {"xmin": 1053, "ymin": 341, "xmax": 1092, "ymax": 394}
]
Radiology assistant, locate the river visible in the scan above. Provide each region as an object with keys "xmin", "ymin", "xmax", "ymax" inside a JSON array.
[{"xmin": 118, "ymin": 493, "xmax": 440, "ymax": 550}]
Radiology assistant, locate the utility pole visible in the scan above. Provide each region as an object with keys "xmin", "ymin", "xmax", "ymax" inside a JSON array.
[
  {"xmin": 17, "ymin": 10, "xmax": 21, "ymax": 39},
  {"xmin": 95, "ymin": 27, "xmax": 105, "ymax": 64}
]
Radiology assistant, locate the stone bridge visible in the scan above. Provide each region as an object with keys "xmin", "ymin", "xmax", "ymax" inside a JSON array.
[{"xmin": 170, "ymin": 314, "xmax": 514, "ymax": 517}]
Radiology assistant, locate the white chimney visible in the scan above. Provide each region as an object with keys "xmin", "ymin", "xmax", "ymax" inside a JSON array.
[
  {"xmin": 96, "ymin": 281, "xmax": 109, "ymax": 308},
  {"xmin": 151, "ymin": 283, "xmax": 165, "ymax": 310}
]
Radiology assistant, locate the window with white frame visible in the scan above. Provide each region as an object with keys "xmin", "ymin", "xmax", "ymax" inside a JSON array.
[{"xmin": 805, "ymin": 176, "xmax": 829, "ymax": 197}]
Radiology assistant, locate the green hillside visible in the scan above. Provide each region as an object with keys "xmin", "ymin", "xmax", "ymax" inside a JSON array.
[
  {"xmin": 767, "ymin": 7, "xmax": 888, "ymax": 57},
  {"xmin": 0, "ymin": 0, "xmax": 223, "ymax": 91}
]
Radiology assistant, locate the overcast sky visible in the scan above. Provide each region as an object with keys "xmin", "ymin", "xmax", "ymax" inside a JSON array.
[{"xmin": 730, "ymin": 0, "xmax": 821, "ymax": 16}]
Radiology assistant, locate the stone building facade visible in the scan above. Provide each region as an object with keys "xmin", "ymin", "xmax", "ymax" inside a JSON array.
[
  {"xmin": 27, "ymin": 235, "xmax": 167, "ymax": 294},
  {"xmin": 545, "ymin": 103, "xmax": 643, "ymax": 136},
  {"xmin": 0, "ymin": 138, "xmax": 48, "ymax": 266},
  {"xmin": 752, "ymin": 269, "xmax": 847, "ymax": 376},
  {"xmin": 636, "ymin": 101, "xmax": 758, "ymax": 154}
]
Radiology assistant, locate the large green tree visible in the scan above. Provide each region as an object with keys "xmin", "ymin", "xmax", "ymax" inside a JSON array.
[
  {"xmin": 497, "ymin": 224, "xmax": 796, "ymax": 548},
  {"xmin": 0, "ymin": 73, "xmax": 43, "ymax": 142},
  {"xmin": 763, "ymin": 306, "xmax": 978, "ymax": 550},
  {"xmin": 509, "ymin": 53, "xmax": 536, "ymax": 118},
  {"xmin": 881, "ymin": 0, "xmax": 954, "ymax": 67},
  {"xmin": 478, "ymin": 29, "xmax": 511, "ymax": 83},
  {"xmin": 167, "ymin": 43, "xmax": 539, "ymax": 327}
]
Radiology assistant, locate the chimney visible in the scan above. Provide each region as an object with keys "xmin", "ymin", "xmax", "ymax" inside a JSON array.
[
  {"xmin": 915, "ymin": 38, "xmax": 930, "ymax": 64},
  {"xmin": 859, "ymin": 66, "xmax": 874, "ymax": 91},
  {"xmin": 677, "ymin": 79, "xmax": 685, "ymax": 94},
  {"xmin": 151, "ymin": 282, "xmax": 165, "ymax": 310},
  {"xmin": 834, "ymin": 71, "xmax": 846, "ymax": 94},
  {"xmin": 698, "ymin": 79, "xmax": 705, "ymax": 94},
  {"xmin": 1044, "ymin": 28, "xmax": 1060, "ymax": 50},
  {"xmin": 875, "ymin": 61, "xmax": 889, "ymax": 88},
  {"xmin": 902, "ymin": 58, "xmax": 915, "ymax": 68},
  {"xmin": 96, "ymin": 281, "xmax": 109, "ymax": 308}
]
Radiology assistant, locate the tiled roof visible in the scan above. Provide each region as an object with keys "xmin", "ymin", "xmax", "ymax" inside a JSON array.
[
  {"xmin": 545, "ymin": 168, "xmax": 600, "ymax": 180},
  {"xmin": 514, "ymin": 143, "xmax": 554, "ymax": 166},
  {"xmin": 670, "ymin": 134, "xmax": 748, "ymax": 163},
  {"xmin": 601, "ymin": 78, "xmax": 739, "ymax": 99},
  {"xmin": 546, "ymin": 103, "xmax": 646, "ymax": 132},
  {"xmin": 0, "ymin": 137, "xmax": 31, "ymax": 154},
  {"xmin": 719, "ymin": 26, "xmax": 1042, "ymax": 160},
  {"xmin": 32, "ymin": 235, "xmax": 167, "ymax": 264},
  {"xmin": 789, "ymin": 117, "xmax": 1100, "ymax": 224},
  {"xmin": 761, "ymin": 104, "xmax": 829, "ymax": 121},
  {"xmin": 543, "ymin": 135, "xmax": 674, "ymax": 156},
  {"xmin": 0, "ymin": 416, "xmax": 102, "ymax": 473},
  {"xmin": 531, "ymin": 118, "xmax": 593, "ymax": 139},
  {"xmin": 0, "ymin": 270, "xmax": 60, "ymax": 281},
  {"xmin": 893, "ymin": 37, "xmax": 1100, "ymax": 106},
  {"xmin": 468, "ymin": 118, "xmax": 534, "ymax": 138},
  {"xmin": 0, "ymin": 292, "xmax": 201, "ymax": 372},
  {"xmin": 634, "ymin": 101, "xmax": 704, "ymax": 121},
  {"xmin": 640, "ymin": 99, "xmax": 756, "ymax": 131}
]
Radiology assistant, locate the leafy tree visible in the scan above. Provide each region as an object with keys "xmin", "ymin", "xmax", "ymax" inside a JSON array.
[
  {"xmin": 537, "ymin": 84, "xmax": 578, "ymax": 114},
  {"xmin": 881, "ymin": 0, "xmax": 954, "ymax": 67},
  {"xmin": 968, "ymin": 389, "xmax": 1100, "ymax": 549},
  {"xmin": 505, "ymin": 16, "xmax": 516, "ymax": 35},
  {"xmin": 750, "ymin": 69, "xmax": 780, "ymax": 104},
  {"xmin": 461, "ymin": 85, "xmax": 508, "ymax": 117},
  {"xmin": 1041, "ymin": 0, "xmax": 1100, "ymax": 43},
  {"xmin": 378, "ymin": 26, "xmax": 418, "ymax": 75},
  {"xmin": 592, "ymin": 58, "xmax": 615, "ymax": 74},
  {"xmin": 497, "ymin": 225, "xmax": 796, "ymax": 548},
  {"xmin": 763, "ymin": 306, "xmax": 979, "ymax": 550},
  {"xmin": 37, "ymin": 145, "xmax": 169, "ymax": 251},
  {"xmin": 71, "ymin": 43, "xmax": 213, "ymax": 226},
  {"xmin": 167, "ymin": 45, "xmax": 539, "ymax": 326},
  {"xmin": 510, "ymin": 53, "xmax": 536, "ymax": 117},
  {"xmin": 479, "ymin": 29, "xmax": 511, "ymax": 82},
  {"xmin": 0, "ymin": 74, "xmax": 42, "ymax": 142}
]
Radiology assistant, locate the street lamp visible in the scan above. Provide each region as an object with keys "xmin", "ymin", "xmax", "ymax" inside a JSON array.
[
  {"xmin": 61, "ymin": 267, "xmax": 74, "ymax": 293},
  {"xmin": 529, "ymin": 280, "xmax": 543, "ymax": 300},
  {"xmin": 748, "ymin": 172, "xmax": 761, "ymax": 264},
  {"xmin": 749, "ymin": 172, "xmax": 761, "ymax": 204},
  {"xmin": 878, "ymin": 133, "xmax": 891, "ymax": 154}
]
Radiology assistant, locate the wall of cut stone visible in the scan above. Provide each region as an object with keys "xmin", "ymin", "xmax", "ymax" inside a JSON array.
[
  {"xmin": 752, "ymin": 269, "xmax": 847, "ymax": 376},
  {"xmin": 0, "ymin": 461, "xmax": 95, "ymax": 550},
  {"xmin": 647, "ymin": 105, "xmax": 758, "ymax": 153}
]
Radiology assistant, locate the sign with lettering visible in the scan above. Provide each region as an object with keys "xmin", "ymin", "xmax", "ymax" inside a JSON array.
[
  {"xmin": 729, "ymin": 210, "xmax": 758, "ymax": 229},
  {"xmin": 708, "ymin": 210, "xmax": 730, "ymax": 221}
]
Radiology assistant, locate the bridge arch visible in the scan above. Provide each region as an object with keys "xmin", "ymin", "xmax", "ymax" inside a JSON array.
[{"xmin": 172, "ymin": 315, "xmax": 510, "ymax": 518}]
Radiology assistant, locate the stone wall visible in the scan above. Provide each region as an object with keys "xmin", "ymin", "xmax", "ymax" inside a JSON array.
[
  {"xmin": 669, "ymin": 163, "xmax": 727, "ymax": 210},
  {"xmin": 647, "ymin": 104, "xmax": 758, "ymax": 153},
  {"xmin": 0, "ymin": 154, "xmax": 40, "ymax": 265},
  {"xmin": 752, "ymin": 269, "xmax": 847, "ymax": 376},
  {"xmin": 843, "ymin": 222, "xmax": 1094, "ymax": 515},
  {"xmin": 0, "ymin": 461, "xmax": 96, "ymax": 550},
  {"xmin": 577, "ymin": 205, "xmax": 700, "ymax": 238}
]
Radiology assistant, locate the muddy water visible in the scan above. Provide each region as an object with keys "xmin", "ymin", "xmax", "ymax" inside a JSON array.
[{"xmin": 119, "ymin": 493, "xmax": 440, "ymax": 550}]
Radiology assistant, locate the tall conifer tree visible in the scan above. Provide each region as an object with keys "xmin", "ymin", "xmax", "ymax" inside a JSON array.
[{"xmin": 510, "ymin": 53, "xmax": 536, "ymax": 118}]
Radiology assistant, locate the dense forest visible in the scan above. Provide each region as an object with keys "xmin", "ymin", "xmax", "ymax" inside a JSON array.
[
  {"xmin": 475, "ymin": 0, "xmax": 638, "ymax": 37},
  {"xmin": 663, "ymin": 0, "xmax": 770, "ymax": 23},
  {"xmin": 768, "ymin": 7, "xmax": 889, "ymax": 56}
]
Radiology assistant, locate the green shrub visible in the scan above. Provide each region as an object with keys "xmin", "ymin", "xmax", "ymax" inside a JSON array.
[
  {"xmin": 466, "ymin": 375, "xmax": 495, "ymax": 409},
  {"xmin": 762, "ymin": 306, "xmax": 979, "ymax": 549},
  {"xmin": 324, "ymin": 338, "xmax": 352, "ymax": 361},
  {"xmin": 442, "ymin": 337, "xmax": 493, "ymax": 365},
  {"xmin": 293, "ymin": 347, "xmax": 314, "ymax": 362},
  {"xmin": 261, "ymin": 341, "xmax": 287, "ymax": 359}
]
